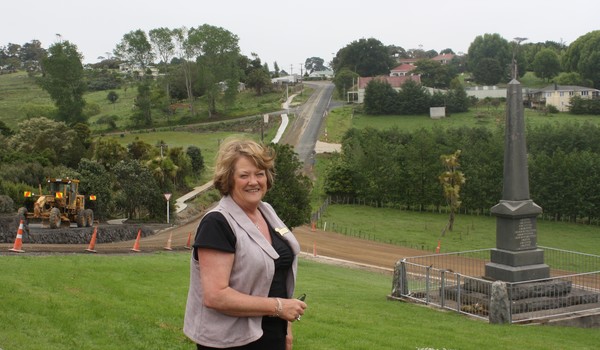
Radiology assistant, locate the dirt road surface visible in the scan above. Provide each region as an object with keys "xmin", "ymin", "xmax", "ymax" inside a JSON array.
[{"xmin": 1, "ymin": 214, "xmax": 427, "ymax": 272}]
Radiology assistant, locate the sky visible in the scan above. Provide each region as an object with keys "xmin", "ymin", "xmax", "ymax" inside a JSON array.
[{"xmin": 2, "ymin": 0, "xmax": 599, "ymax": 73}]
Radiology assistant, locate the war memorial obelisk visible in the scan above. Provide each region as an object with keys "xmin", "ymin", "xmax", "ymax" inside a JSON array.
[{"xmin": 484, "ymin": 77, "xmax": 550, "ymax": 283}]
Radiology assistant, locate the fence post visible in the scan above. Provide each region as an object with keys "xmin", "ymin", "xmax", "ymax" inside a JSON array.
[
  {"xmin": 456, "ymin": 274, "xmax": 462, "ymax": 312},
  {"xmin": 441, "ymin": 270, "xmax": 446, "ymax": 308},
  {"xmin": 425, "ymin": 265, "xmax": 431, "ymax": 305}
]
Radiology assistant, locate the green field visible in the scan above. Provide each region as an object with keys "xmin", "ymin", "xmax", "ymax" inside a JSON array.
[
  {"xmin": 315, "ymin": 204, "xmax": 600, "ymax": 255},
  {"xmin": 0, "ymin": 70, "xmax": 286, "ymax": 132},
  {"xmin": 0, "ymin": 253, "xmax": 598, "ymax": 350}
]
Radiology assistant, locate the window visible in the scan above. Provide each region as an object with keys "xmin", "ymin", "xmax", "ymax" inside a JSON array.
[{"xmin": 582, "ymin": 91, "xmax": 589, "ymax": 96}]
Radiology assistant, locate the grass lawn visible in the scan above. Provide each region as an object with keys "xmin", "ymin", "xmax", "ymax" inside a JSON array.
[
  {"xmin": 0, "ymin": 253, "xmax": 598, "ymax": 350},
  {"xmin": 0, "ymin": 70, "xmax": 285, "ymax": 133},
  {"xmin": 0, "ymin": 71, "xmax": 53, "ymax": 129},
  {"xmin": 316, "ymin": 204, "xmax": 600, "ymax": 255}
]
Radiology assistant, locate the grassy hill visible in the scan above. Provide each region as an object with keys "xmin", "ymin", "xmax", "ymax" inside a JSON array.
[
  {"xmin": 1, "ymin": 253, "xmax": 598, "ymax": 350},
  {"xmin": 0, "ymin": 70, "xmax": 287, "ymax": 132}
]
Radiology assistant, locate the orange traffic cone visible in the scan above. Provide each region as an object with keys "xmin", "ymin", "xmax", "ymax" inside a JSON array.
[
  {"xmin": 9, "ymin": 220, "xmax": 26, "ymax": 253},
  {"xmin": 435, "ymin": 240, "xmax": 441, "ymax": 254},
  {"xmin": 164, "ymin": 233, "xmax": 173, "ymax": 251},
  {"xmin": 184, "ymin": 232, "xmax": 192, "ymax": 250},
  {"xmin": 86, "ymin": 226, "xmax": 98, "ymax": 253},
  {"xmin": 311, "ymin": 221, "xmax": 316, "ymax": 232},
  {"xmin": 130, "ymin": 229, "xmax": 142, "ymax": 252}
]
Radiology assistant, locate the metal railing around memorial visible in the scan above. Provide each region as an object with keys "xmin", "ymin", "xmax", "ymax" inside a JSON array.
[{"xmin": 389, "ymin": 247, "xmax": 600, "ymax": 324}]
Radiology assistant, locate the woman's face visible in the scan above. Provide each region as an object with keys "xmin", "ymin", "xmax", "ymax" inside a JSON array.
[{"xmin": 230, "ymin": 155, "xmax": 267, "ymax": 209}]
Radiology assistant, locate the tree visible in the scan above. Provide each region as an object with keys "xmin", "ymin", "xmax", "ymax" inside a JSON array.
[
  {"xmin": 20, "ymin": 39, "xmax": 47, "ymax": 67},
  {"xmin": 304, "ymin": 57, "xmax": 326, "ymax": 73},
  {"xmin": 473, "ymin": 57, "xmax": 504, "ymax": 85},
  {"xmin": 114, "ymin": 29, "xmax": 154, "ymax": 71},
  {"xmin": 8, "ymin": 117, "xmax": 78, "ymax": 166},
  {"xmin": 186, "ymin": 146, "xmax": 205, "ymax": 175},
  {"xmin": 172, "ymin": 27, "xmax": 200, "ymax": 116},
  {"xmin": 562, "ymin": 30, "xmax": 600, "ymax": 89},
  {"xmin": 127, "ymin": 139, "xmax": 154, "ymax": 160},
  {"xmin": 363, "ymin": 79, "xmax": 398, "ymax": 115},
  {"xmin": 397, "ymin": 80, "xmax": 431, "ymax": 115},
  {"xmin": 93, "ymin": 138, "xmax": 128, "ymax": 171},
  {"xmin": 38, "ymin": 40, "xmax": 87, "ymax": 125},
  {"xmin": 332, "ymin": 68, "xmax": 358, "ymax": 99},
  {"xmin": 445, "ymin": 79, "xmax": 470, "ymax": 113},
  {"xmin": 467, "ymin": 33, "xmax": 512, "ymax": 84},
  {"xmin": 107, "ymin": 91, "xmax": 119, "ymax": 105},
  {"xmin": 77, "ymin": 158, "xmax": 113, "ymax": 220},
  {"xmin": 113, "ymin": 159, "xmax": 163, "ymax": 220},
  {"xmin": 554, "ymin": 72, "xmax": 593, "ymax": 87},
  {"xmin": 149, "ymin": 27, "xmax": 175, "ymax": 96},
  {"xmin": 263, "ymin": 143, "xmax": 311, "ymax": 229},
  {"xmin": 324, "ymin": 154, "xmax": 359, "ymax": 198},
  {"xmin": 333, "ymin": 38, "xmax": 395, "ymax": 76},
  {"xmin": 532, "ymin": 48, "xmax": 561, "ymax": 81},
  {"xmin": 246, "ymin": 68, "xmax": 271, "ymax": 95},
  {"xmin": 413, "ymin": 59, "xmax": 455, "ymax": 88},
  {"xmin": 439, "ymin": 150, "xmax": 466, "ymax": 235},
  {"xmin": 187, "ymin": 24, "xmax": 241, "ymax": 117},
  {"xmin": 132, "ymin": 81, "xmax": 152, "ymax": 126}
]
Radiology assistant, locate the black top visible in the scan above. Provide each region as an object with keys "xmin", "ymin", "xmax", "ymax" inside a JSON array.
[{"xmin": 193, "ymin": 211, "xmax": 293, "ymax": 349}]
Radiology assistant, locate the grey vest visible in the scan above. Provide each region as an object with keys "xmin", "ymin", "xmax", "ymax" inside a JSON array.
[{"xmin": 183, "ymin": 195, "xmax": 300, "ymax": 347}]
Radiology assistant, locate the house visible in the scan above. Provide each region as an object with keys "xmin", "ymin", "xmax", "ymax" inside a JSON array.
[
  {"xmin": 432, "ymin": 53, "xmax": 455, "ymax": 64},
  {"xmin": 118, "ymin": 63, "xmax": 159, "ymax": 78},
  {"xmin": 390, "ymin": 63, "xmax": 416, "ymax": 77},
  {"xmin": 527, "ymin": 84, "xmax": 600, "ymax": 112},
  {"xmin": 308, "ymin": 70, "xmax": 334, "ymax": 79},
  {"xmin": 351, "ymin": 75, "xmax": 422, "ymax": 103},
  {"xmin": 271, "ymin": 75, "xmax": 300, "ymax": 85}
]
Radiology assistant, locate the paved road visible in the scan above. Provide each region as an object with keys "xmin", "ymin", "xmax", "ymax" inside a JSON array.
[{"xmin": 280, "ymin": 81, "xmax": 334, "ymax": 171}]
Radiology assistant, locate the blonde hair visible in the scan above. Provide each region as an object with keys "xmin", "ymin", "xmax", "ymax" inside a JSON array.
[{"xmin": 213, "ymin": 138, "xmax": 275, "ymax": 196}]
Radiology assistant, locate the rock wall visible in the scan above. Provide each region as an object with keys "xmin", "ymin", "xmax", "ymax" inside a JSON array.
[{"xmin": 0, "ymin": 215, "xmax": 153, "ymax": 244}]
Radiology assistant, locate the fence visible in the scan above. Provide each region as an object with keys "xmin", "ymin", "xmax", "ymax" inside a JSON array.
[
  {"xmin": 315, "ymin": 195, "xmax": 600, "ymax": 226},
  {"xmin": 389, "ymin": 247, "xmax": 600, "ymax": 324}
]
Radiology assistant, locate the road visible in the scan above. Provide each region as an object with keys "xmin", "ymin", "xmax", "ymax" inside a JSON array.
[{"xmin": 280, "ymin": 81, "xmax": 334, "ymax": 172}]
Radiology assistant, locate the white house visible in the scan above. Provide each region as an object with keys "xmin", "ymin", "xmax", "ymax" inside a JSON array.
[{"xmin": 527, "ymin": 84, "xmax": 600, "ymax": 112}]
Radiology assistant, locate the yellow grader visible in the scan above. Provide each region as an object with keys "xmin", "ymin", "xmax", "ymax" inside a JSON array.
[{"xmin": 18, "ymin": 178, "xmax": 95, "ymax": 229}]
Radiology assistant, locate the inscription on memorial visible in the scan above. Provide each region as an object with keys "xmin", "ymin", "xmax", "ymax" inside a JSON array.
[{"xmin": 514, "ymin": 218, "xmax": 536, "ymax": 249}]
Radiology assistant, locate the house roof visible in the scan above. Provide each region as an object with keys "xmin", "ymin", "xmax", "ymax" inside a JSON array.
[
  {"xmin": 396, "ymin": 58, "xmax": 419, "ymax": 65},
  {"xmin": 358, "ymin": 75, "xmax": 421, "ymax": 89},
  {"xmin": 390, "ymin": 63, "xmax": 416, "ymax": 73},
  {"xmin": 432, "ymin": 53, "xmax": 455, "ymax": 62}
]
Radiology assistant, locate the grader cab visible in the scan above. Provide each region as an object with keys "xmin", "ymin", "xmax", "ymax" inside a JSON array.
[{"xmin": 18, "ymin": 178, "xmax": 95, "ymax": 229}]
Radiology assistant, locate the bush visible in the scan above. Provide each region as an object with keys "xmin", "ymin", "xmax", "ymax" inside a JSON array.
[{"xmin": 0, "ymin": 195, "xmax": 14, "ymax": 213}]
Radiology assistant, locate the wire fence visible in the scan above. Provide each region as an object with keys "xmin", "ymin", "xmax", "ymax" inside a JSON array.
[
  {"xmin": 390, "ymin": 247, "xmax": 600, "ymax": 324},
  {"xmin": 313, "ymin": 195, "xmax": 600, "ymax": 226}
]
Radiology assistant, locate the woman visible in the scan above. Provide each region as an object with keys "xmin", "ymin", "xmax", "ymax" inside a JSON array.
[{"xmin": 184, "ymin": 138, "xmax": 307, "ymax": 350}]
